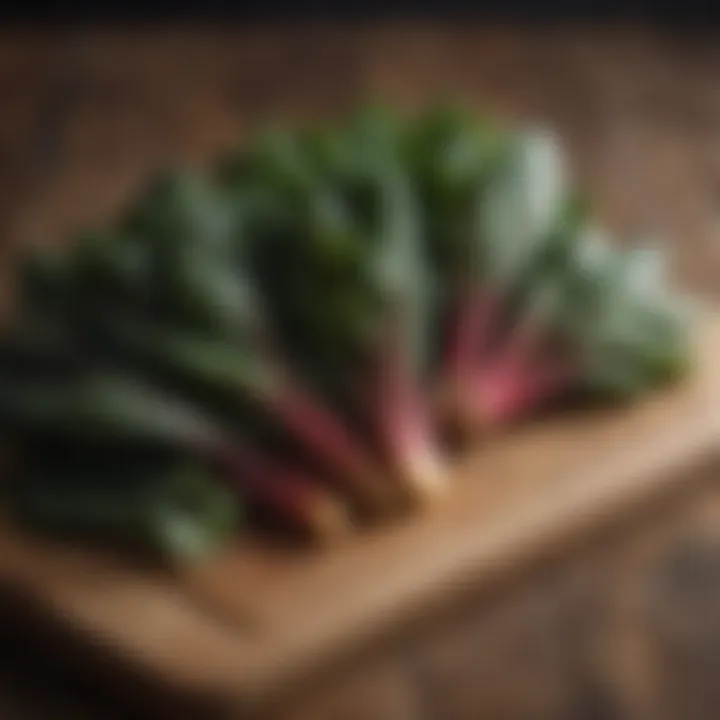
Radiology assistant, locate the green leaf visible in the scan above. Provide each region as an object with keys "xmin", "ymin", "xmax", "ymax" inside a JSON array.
[
  {"xmin": 368, "ymin": 168, "xmax": 433, "ymax": 375},
  {"xmin": 17, "ymin": 244, "xmax": 73, "ymax": 318},
  {"xmin": 147, "ymin": 464, "xmax": 241, "ymax": 560},
  {"xmin": 100, "ymin": 312, "xmax": 278, "ymax": 401},
  {"xmin": 70, "ymin": 228, "xmax": 151, "ymax": 308},
  {"xmin": 12, "ymin": 454, "xmax": 240, "ymax": 561},
  {"xmin": 0, "ymin": 370, "xmax": 221, "ymax": 448},
  {"xmin": 480, "ymin": 129, "xmax": 569, "ymax": 283},
  {"xmin": 559, "ymin": 228, "xmax": 692, "ymax": 395},
  {"xmin": 406, "ymin": 107, "xmax": 510, "ymax": 279},
  {"xmin": 123, "ymin": 171, "xmax": 235, "ymax": 251}
]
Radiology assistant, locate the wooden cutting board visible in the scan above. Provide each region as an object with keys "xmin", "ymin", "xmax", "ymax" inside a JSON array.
[{"xmin": 0, "ymin": 316, "xmax": 718, "ymax": 716}]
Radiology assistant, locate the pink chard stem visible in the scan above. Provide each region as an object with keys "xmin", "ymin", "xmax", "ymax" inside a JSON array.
[
  {"xmin": 440, "ymin": 286, "xmax": 506, "ymax": 435},
  {"xmin": 443, "ymin": 287, "xmax": 503, "ymax": 380},
  {"xmin": 376, "ymin": 336, "xmax": 446, "ymax": 504},
  {"xmin": 269, "ymin": 378, "xmax": 396, "ymax": 514},
  {"xmin": 245, "ymin": 321, "xmax": 391, "ymax": 514},
  {"xmin": 466, "ymin": 352, "xmax": 577, "ymax": 428},
  {"xmin": 207, "ymin": 441, "xmax": 350, "ymax": 541}
]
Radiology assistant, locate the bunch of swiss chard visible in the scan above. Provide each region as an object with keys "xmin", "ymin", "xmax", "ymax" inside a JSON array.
[{"xmin": 0, "ymin": 106, "xmax": 692, "ymax": 560}]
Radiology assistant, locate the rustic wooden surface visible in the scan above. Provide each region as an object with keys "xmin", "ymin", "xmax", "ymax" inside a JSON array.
[
  {"xmin": 1, "ymin": 24, "xmax": 720, "ymax": 719},
  {"xmin": 0, "ymin": 318, "xmax": 717, "ymax": 716}
]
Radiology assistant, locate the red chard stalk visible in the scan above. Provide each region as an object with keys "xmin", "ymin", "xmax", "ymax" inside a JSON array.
[
  {"xmin": 374, "ymin": 328, "xmax": 445, "ymax": 503},
  {"xmin": 210, "ymin": 441, "xmax": 349, "ymax": 541},
  {"xmin": 437, "ymin": 130, "xmax": 577, "ymax": 434},
  {"xmin": 0, "ymin": 370, "xmax": 349, "ymax": 541},
  {"xmin": 93, "ymin": 314, "xmax": 393, "ymax": 516}
]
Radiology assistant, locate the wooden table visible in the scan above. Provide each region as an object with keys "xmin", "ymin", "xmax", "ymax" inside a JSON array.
[{"xmin": 0, "ymin": 25, "xmax": 719, "ymax": 719}]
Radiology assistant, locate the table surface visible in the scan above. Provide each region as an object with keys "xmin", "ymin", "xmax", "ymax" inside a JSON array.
[{"xmin": 0, "ymin": 24, "xmax": 719, "ymax": 719}]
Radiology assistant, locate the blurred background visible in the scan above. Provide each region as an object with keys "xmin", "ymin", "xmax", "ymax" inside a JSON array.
[
  {"xmin": 0, "ymin": 0, "xmax": 718, "ymax": 20},
  {"xmin": 1, "ymin": 8, "xmax": 720, "ymax": 720}
]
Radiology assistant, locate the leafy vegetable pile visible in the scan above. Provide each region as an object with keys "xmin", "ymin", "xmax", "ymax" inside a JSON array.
[{"xmin": 0, "ymin": 107, "xmax": 692, "ymax": 560}]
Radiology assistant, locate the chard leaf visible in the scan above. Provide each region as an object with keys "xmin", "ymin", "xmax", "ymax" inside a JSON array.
[
  {"xmin": 0, "ymin": 370, "xmax": 220, "ymax": 448},
  {"xmin": 480, "ymin": 129, "xmax": 568, "ymax": 284},
  {"xmin": 406, "ymin": 107, "xmax": 510, "ymax": 278},
  {"xmin": 101, "ymin": 312, "xmax": 278, "ymax": 400},
  {"xmin": 12, "ymin": 455, "xmax": 239, "ymax": 560},
  {"xmin": 561, "ymin": 229, "xmax": 692, "ymax": 395},
  {"xmin": 368, "ymin": 168, "xmax": 432, "ymax": 375},
  {"xmin": 123, "ymin": 171, "xmax": 235, "ymax": 251}
]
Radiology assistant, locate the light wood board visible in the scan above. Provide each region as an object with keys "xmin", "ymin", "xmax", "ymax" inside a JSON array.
[{"xmin": 0, "ymin": 317, "xmax": 718, "ymax": 714}]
